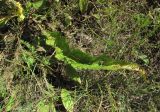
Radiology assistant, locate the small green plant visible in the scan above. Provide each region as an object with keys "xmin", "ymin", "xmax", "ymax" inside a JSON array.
[{"xmin": 79, "ymin": 0, "xmax": 89, "ymax": 13}]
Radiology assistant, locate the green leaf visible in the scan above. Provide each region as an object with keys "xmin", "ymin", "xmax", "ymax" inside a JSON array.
[
  {"xmin": 55, "ymin": 47, "xmax": 145, "ymax": 74},
  {"xmin": 37, "ymin": 100, "xmax": 56, "ymax": 112},
  {"xmin": 32, "ymin": 0, "xmax": 44, "ymax": 10},
  {"xmin": 79, "ymin": 0, "xmax": 89, "ymax": 13},
  {"xmin": 61, "ymin": 89, "xmax": 74, "ymax": 112}
]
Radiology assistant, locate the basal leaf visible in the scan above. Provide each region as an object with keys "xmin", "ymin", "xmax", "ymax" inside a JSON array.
[
  {"xmin": 55, "ymin": 47, "xmax": 145, "ymax": 75},
  {"xmin": 61, "ymin": 89, "xmax": 74, "ymax": 112},
  {"xmin": 43, "ymin": 30, "xmax": 146, "ymax": 79}
]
